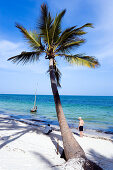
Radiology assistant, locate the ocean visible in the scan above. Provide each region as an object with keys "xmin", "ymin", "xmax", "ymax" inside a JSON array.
[{"xmin": 0, "ymin": 94, "xmax": 113, "ymax": 135}]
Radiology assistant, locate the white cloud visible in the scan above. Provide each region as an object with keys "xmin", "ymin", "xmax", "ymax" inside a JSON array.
[
  {"xmin": 0, "ymin": 40, "xmax": 26, "ymax": 60},
  {"xmin": 0, "ymin": 40, "xmax": 48, "ymax": 74},
  {"xmin": 96, "ymin": 0, "xmax": 113, "ymax": 31},
  {"xmin": 86, "ymin": 0, "xmax": 113, "ymax": 63}
]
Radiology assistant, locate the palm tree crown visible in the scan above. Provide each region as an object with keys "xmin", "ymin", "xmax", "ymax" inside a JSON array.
[{"xmin": 8, "ymin": 3, "xmax": 100, "ymax": 87}]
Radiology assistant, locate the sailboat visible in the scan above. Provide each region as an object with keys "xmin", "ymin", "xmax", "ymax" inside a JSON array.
[{"xmin": 30, "ymin": 91, "xmax": 37, "ymax": 113}]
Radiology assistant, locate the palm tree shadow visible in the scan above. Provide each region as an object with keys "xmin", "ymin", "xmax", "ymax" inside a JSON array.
[
  {"xmin": 31, "ymin": 151, "xmax": 61, "ymax": 170},
  {"xmin": 0, "ymin": 128, "xmax": 31, "ymax": 149},
  {"xmin": 49, "ymin": 132, "xmax": 63, "ymax": 155},
  {"xmin": 44, "ymin": 131, "xmax": 67, "ymax": 160},
  {"xmin": 0, "ymin": 118, "xmax": 42, "ymax": 149},
  {"xmin": 44, "ymin": 131, "xmax": 79, "ymax": 159},
  {"xmin": 0, "ymin": 118, "xmax": 27, "ymax": 130},
  {"xmin": 73, "ymin": 131, "xmax": 79, "ymax": 136},
  {"xmin": 86, "ymin": 149, "xmax": 113, "ymax": 170}
]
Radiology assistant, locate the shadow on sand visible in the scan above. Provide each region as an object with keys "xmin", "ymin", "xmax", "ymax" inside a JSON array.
[
  {"xmin": 0, "ymin": 117, "xmax": 42, "ymax": 149},
  {"xmin": 31, "ymin": 151, "xmax": 61, "ymax": 170},
  {"xmin": 86, "ymin": 149, "xmax": 113, "ymax": 170},
  {"xmin": 0, "ymin": 116, "xmax": 112, "ymax": 170}
]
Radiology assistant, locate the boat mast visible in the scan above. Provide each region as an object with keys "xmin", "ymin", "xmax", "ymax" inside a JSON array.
[
  {"xmin": 33, "ymin": 83, "xmax": 37, "ymax": 109},
  {"xmin": 33, "ymin": 92, "xmax": 36, "ymax": 109}
]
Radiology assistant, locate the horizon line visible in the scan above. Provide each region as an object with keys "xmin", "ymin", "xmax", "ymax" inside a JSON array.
[{"xmin": 0, "ymin": 93, "xmax": 113, "ymax": 97}]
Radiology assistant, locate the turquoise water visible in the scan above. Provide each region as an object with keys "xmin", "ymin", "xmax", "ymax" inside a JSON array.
[{"xmin": 0, "ymin": 94, "xmax": 113, "ymax": 134}]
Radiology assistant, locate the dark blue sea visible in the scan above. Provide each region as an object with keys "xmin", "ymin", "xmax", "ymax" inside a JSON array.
[{"xmin": 0, "ymin": 94, "xmax": 113, "ymax": 135}]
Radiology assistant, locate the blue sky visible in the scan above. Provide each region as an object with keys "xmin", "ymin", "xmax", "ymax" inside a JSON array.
[{"xmin": 0, "ymin": 0, "xmax": 113, "ymax": 95}]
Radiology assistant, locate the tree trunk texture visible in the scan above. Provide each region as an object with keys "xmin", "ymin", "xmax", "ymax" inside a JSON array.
[{"xmin": 49, "ymin": 58, "xmax": 85, "ymax": 161}]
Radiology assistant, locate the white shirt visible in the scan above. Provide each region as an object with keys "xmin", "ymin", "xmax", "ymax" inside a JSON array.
[{"xmin": 43, "ymin": 126, "xmax": 52, "ymax": 134}]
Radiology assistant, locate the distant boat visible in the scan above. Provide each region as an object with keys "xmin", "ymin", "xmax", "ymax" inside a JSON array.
[{"xmin": 30, "ymin": 90, "xmax": 37, "ymax": 113}]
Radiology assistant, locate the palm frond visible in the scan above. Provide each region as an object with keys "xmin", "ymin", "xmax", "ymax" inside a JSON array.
[
  {"xmin": 50, "ymin": 9, "xmax": 66, "ymax": 45},
  {"xmin": 57, "ymin": 54, "xmax": 100, "ymax": 68},
  {"xmin": 29, "ymin": 31, "xmax": 44, "ymax": 50},
  {"xmin": 54, "ymin": 23, "xmax": 93, "ymax": 51},
  {"xmin": 8, "ymin": 51, "xmax": 42, "ymax": 64},
  {"xmin": 16, "ymin": 24, "xmax": 44, "ymax": 50},
  {"xmin": 76, "ymin": 23, "xmax": 94, "ymax": 30},
  {"xmin": 54, "ymin": 26, "xmax": 76, "ymax": 47},
  {"xmin": 38, "ymin": 3, "xmax": 53, "ymax": 46},
  {"xmin": 54, "ymin": 29, "xmax": 85, "ymax": 51},
  {"xmin": 56, "ymin": 39, "xmax": 85, "ymax": 53}
]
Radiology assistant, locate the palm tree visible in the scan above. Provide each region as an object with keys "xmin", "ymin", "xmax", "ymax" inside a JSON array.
[{"xmin": 8, "ymin": 3, "xmax": 99, "ymax": 162}]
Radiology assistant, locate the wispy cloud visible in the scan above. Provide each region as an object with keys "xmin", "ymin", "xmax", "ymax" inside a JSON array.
[
  {"xmin": 0, "ymin": 40, "xmax": 25, "ymax": 60},
  {"xmin": 96, "ymin": 0, "xmax": 113, "ymax": 31},
  {"xmin": 0, "ymin": 39, "xmax": 48, "ymax": 74},
  {"xmin": 82, "ymin": 0, "xmax": 113, "ymax": 63}
]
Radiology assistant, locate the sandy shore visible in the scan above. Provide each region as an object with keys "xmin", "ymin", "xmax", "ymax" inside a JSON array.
[{"xmin": 0, "ymin": 114, "xmax": 113, "ymax": 170}]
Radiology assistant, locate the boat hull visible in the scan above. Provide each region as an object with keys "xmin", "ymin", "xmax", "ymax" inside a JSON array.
[{"xmin": 30, "ymin": 109, "xmax": 37, "ymax": 113}]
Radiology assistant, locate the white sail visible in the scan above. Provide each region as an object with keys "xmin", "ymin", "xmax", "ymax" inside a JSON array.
[
  {"xmin": 33, "ymin": 92, "xmax": 36, "ymax": 109},
  {"xmin": 30, "ymin": 83, "xmax": 38, "ymax": 112}
]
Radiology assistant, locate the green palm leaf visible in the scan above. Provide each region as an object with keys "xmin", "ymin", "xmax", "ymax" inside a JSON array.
[
  {"xmin": 29, "ymin": 31, "xmax": 44, "ymax": 49},
  {"xmin": 57, "ymin": 54, "xmax": 100, "ymax": 68},
  {"xmin": 54, "ymin": 23, "xmax": 93, "ymax": 50},
  {"xmin": 76, "ymin": 23, "xmax": 94, "ymax": 30},
  {"xmin": 16, "ymin": 24, "xmax": 44, "ymax": 51},
  {"xmin": 54, "ymin": 26, "xmax": 76, "ymax": 47},
  {"xmin": 8, "ymin": 51, "xmax": 42, "ymax": 64},
  {"xmin": 56, "ymin": 40, "xmax": 85, "ymax": 53},
  {"xmin": 50, "ymin": 9, "xmax": 66, "ymax": 45},
  {"xmin": 38, "ymin": 3, "xmax": 53, "ymax": 46}
]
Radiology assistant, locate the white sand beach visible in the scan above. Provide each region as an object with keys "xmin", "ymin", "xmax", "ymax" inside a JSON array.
[{"xmin": 0, "ymin": 114, "xmax": 113, "ymax": 170}]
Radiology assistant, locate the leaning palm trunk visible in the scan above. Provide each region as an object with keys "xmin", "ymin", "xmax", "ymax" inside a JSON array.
[{"xmin": 49, "ymin": 58, "xmax": 85, "ymax": 160}]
